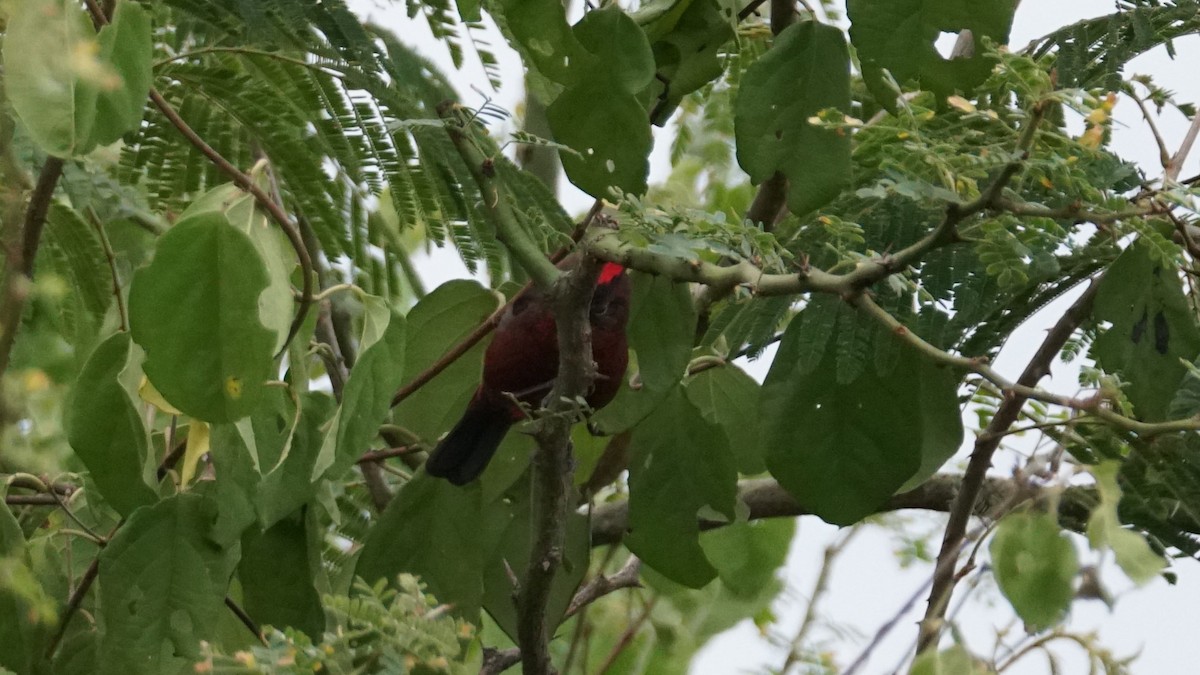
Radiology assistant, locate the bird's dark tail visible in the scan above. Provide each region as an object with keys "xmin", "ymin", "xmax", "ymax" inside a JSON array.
[{"xmin": 424, "ymin": 401, "xmax": 514, "ymax": 485}]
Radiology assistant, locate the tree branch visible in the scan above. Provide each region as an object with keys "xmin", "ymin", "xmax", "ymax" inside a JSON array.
[
  {"xmin": 564, "ymin": 555, "xmax": 642, "ymax": 619},
  {"xmin": 589, "ymin": 474, "xmax": 1096, "ymax": 547},
  {"xmin": 518, "ymin": 256, "xmax": 604, "ymax": 675},
  {"xmin": 915, "ymin": 276, "xmax": 1102, "ymax": 654},
  {"xmin": 0, "ymin": 156, "xmax": 65, "ymax": 418},
  {"xmin": 438, "ymin": 101, "xmax": 560, "ymax": 290}
]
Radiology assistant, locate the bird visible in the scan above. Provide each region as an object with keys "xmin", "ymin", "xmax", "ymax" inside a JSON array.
[{"xmin": 424, "ymin": 262, "xmax": 631, "ymax": 485}]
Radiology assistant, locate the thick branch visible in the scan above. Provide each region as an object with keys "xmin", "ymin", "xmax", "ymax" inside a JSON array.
[
  {"xmin": 915, "ymin": 277, "xmax": 1102, "ymax": 654},
  {"xmin": 518, "ymin": 257, "xmax": 603, "ymax": 675},
  {"xmin": 590, "ymin": 475, "xmax": 1095, "ymax": 546},
  {"xmin": 0, "ymin": 157, "xmax": 65, "ymax": 416}
]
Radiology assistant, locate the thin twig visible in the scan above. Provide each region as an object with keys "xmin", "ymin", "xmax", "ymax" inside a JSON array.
[
  {"xmin": 594, "ymin": 596, "xmax": 658, "ymax": 675},
  {"xmin": 225, "ymin": 596, "xmax": 267, "ymax": 645},
  {"xmin": 914, "ymin": 277, "xmax": 1102, "ymax": 654},
  {"xmin": 564, "ymin": 555, "xmax": 642, "ymax": 619},
  {"xmin": 1167, "ymin": 108, "xmax": 1200, "ymax": 183},
  {"xmin": 480, "ymin": 648, "xmax": 523, "ymax": 675},
  {"xmin": 779, "ymin": 526, "xmax": 860, "ymax": 673},
  {"xmin": 85, "ymin": 206, "xmax": 127, "ymax": 330}
]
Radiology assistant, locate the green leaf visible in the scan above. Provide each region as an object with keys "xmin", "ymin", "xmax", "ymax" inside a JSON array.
[
  {"xmin": 626, "ymin": 388, "xmax": 738, "ymax": 588},
  {"xmin": 84, "ymin": 0, "xmax": 152, "ymax": 148},
  {"xmin": 990, "ymin": 511, "xmax": 1078, "ymax": 630},
  {"xmin": 547, "ymin": 78, "xmax": 652, "ymax": 198},
  {"xmin": 207, "ymin": 422, "xmax": 262, "ymax": 546},
  {"xmin": 65, "ymin": 333, "xmax": 157, "ymax": 517},
  {"xmin": 257, "ymin": 392, "xmax": 337, "ymax": 527},
  {"xmin": 638, "ymin": 0, "xmax": 735, "ymax": 124},
  {"xmin": 2, "ymin": 0, "xmax": 93, "ymax": 156},
  {"xmin": 847, "ymin": 0, "xmax": 1017, "ymax": 104},
  {"xmin": 394, "ymin": 280, "xmax": 499, "ymax": 444},
  {"xmin": 1091, "ymin": 242, "xmax": 1200, "ymax": 421},
  {"xmin": 1, "ymin": 0, "xmax": 151, "ymax": 156},
  {"xmin": 181, "ymin": 184, "xmax": 297, "ymax": 353},
  {"xmin": 97, "ymin": 494, "xmax": 240, "ymax": 675},
  {"xmin": 593, "ymin": 273, "xmax": 696, "ymax": 433},
  {"xmin": 686, "ymin": 364, "xmax": 764, "ymax": 474},
  {"xmin": 1086, "ymin": 462, "xmax": 1166, "ymax": 585},
  {"xmin": 735, "ymin": 21, "xmax": 852, "ymax": 215},
  {"xmin": 761, "ymin": 306, "xmax": 963, "ymax": 525},
  {"xmin": 699, "ymin": 519, "xmax": 795, "ymax": 597},
  {"xmin": 129, "ymin": 211, "xmax": 277, "ymax": 423},
  {"xmin": 493, "ymin": 0, "xmax": 590, "ymax": 86},
  {"xmin": 481, "ymin": 473, "xmax": 590, "ymax": 641},
  {"xmin": 0, "ymin": 503, "xmax": 49, "ymax": 675},
  {"xmin": 239, "ymin": 515, "xmax": 325, "ymax": 640},
  {"xmin": 573, "ymin": 7, "xmax": 656, "ymax": 95},
  {"xmin": 354, "ymin": 474, "xmax": 484, "ymax": 622},
  {"xmin": 312, "ymin": 298, "xmax": 406, "ymax": 480},
  {"xmin": 909, "ymin": 645, "xmax": 989, "ymax": 675}
]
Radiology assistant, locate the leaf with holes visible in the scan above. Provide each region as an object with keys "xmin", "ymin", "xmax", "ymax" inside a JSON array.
[
  {"xmin": 990, "ymin": 511, "xmax": 1078, "ymax": 630},
  {"xmin": 129, "ymin": 212, "xmax": 277, "ymax": 423}
]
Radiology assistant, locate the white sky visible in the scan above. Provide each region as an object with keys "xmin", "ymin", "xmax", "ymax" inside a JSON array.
[{"xmin": 348, "ymin": 1, "xmax": 1200, "ymax": 673}]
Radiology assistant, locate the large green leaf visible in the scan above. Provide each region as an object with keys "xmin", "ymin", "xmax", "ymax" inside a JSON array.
[
  {"xmin": 847, "ymin": 0, "xmax": 1016, "ymax": 104},
  {"xmin": 238, "ymin": 515, "xmax": 325, "ymax": 640},
  {"xmin": 129, "ymin": 211, "xmax": 277, "ymax": 423},
  {"xmin": 97, "ymin": 495, "xmax": 240, "ymax": 675},
  {"xmin": 257, "ymin": 392, "xmax": 337, "ymax": 527},
  {"xmin": 181, "ymin": 184, "xmax": 296, "ymax": 353},
  {"xmin": 65, "ymin": 333, "xmax": 157, "ymax": 517},
  {"xmin": 354, "ymin": 474, "xmax": 484, "ymax": 622},
  {"xmin": 735, "ymin": 21, "xmax": 851, "ymax": 216},
  {"xmin": 312, "ymin": 296, "xmax": 406, "ymax": 480},
  {"xmin": 990, "ymin": 511, "xmax": 1078, "ymax": 630},
  {"xmin": 394, "ymin": 280, "xmax": 498, "ymax": 443},
  {"xmin": 2, "ymin": 0, "xmax": 151, "ymax": 156},
  {"xmin": 84, "ymin": 0, "xmax": 153, "ymax": 149},
  {"xmin": 1091, "ymin": 242, "xmax": 1200, "ymax": 421},
  {"xmin": 574, "ymin": 7, "xmax": 656, "ymax": 95},
  {"xmin": 761, "ymin": 305, "xmax": 963, "ymax": 525},
  {"xmin": 481, "ymin": 473, "xmax": 590, "ymax": 641},
  {"xmin": 547, "ymin": 78, "xmax": 653, "ymax": 198},
  {"xmin": 626, "ymin": 388, "xmax": 738, "ymax": 588},
  {"xmin": 686, "ymin": 364, "xmax": 764, "ymax": 475}
]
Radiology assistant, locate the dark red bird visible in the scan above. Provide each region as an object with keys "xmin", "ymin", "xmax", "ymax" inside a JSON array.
[{"xmin": 424, "ymin": 262, "xmax": 631, "ymax": 485}]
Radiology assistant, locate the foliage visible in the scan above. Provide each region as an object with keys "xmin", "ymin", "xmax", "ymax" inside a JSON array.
[{"xmin": 2, "ymin": 0, "xmax": 1200, "ymax": 673}]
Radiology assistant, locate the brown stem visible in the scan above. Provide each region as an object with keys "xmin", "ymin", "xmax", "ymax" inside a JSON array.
[
  {"xmin": 915, "ymin": 277, "xmax": 1101, "ymax": 654},
  {"xmin": 225, "ymin": 595, "xmax": 267, "ymax": 645},
  {"xmin": 0, "ymin": 157, "xmax": 65, "ymax": 418}
]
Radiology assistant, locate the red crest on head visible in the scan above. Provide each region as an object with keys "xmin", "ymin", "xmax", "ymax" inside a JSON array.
[{"xmin": 598, "ymin": 262, "xmax": 625, "ymax": 285}]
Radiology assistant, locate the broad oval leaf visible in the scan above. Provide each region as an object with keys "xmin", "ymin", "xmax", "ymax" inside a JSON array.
[
  {"xmin": 129, "ymin": 212, "xmax": 277, "ymax": 423},
  {"xmin": 626, "ymin": 388, "xmax": 738, "ymax": 588},
  {"xmin": 761, "ymin": 305, "xmax": 963, "ymax": 525},
  {"xmin": 735, "ymin": 21, "xmax": 851, "ymax": 216},
  {"xmin": 238, "ymin": 516, "xmax": 324, "ymax": 640},
  {"xmin": 548, "ymin": 79, "xmax": 653, "ymax": 198},
  {"xmin": 574, "ymin": 7, "xmax": 656, "ymax": 95},
  {"xmin": 97, "ymin": 494, "xmax": 240, "ymax": 675},
  {"xmin": 65, "ymin": 333, "xmax": 157, "ymax": 517},
  {"xmin": 990, "ymin": 511, "xmax": 1078, "ymax": 630}
]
